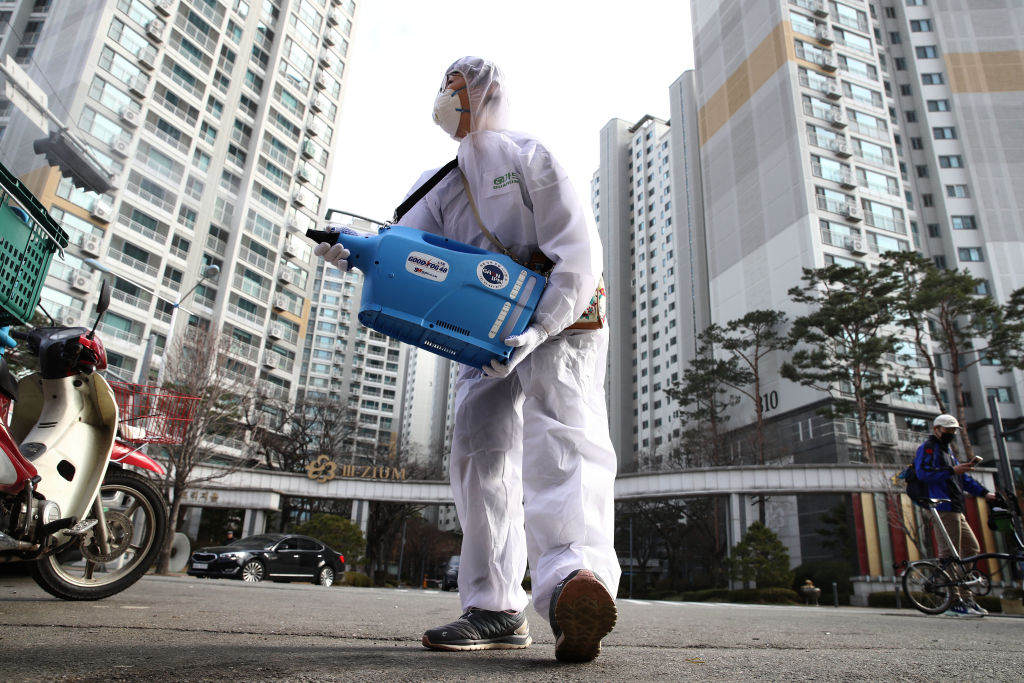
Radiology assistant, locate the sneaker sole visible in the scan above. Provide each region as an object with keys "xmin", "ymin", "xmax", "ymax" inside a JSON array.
[
  {"xmin": 421, "ymin": 634, "xmax": 533, "ymax": 651},
  {"xmin": 553, "ymin": 570, "xmax": 617, "ymax": 663}
]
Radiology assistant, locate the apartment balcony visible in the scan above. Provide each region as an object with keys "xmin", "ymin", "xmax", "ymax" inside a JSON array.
[{"xmin": 107, "ymin": 248, "xmax": 160, "ymax": 278}]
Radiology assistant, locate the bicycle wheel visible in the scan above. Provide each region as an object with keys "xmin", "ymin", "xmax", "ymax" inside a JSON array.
[{"xmin": 902, "ymin": 561, "xmax": 954, "ymax": 615}]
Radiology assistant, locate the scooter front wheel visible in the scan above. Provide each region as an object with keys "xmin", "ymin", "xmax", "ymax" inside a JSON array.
[{"xmin": 30, "ymin": 468, "xmax": 167, "ymax": 600}]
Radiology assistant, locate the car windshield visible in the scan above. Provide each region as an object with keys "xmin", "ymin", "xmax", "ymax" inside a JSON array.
[{"xmin": 228, "ymin": 534, "xmax": 282, "ymax": 550}]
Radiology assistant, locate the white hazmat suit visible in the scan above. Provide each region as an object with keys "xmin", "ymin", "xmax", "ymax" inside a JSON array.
[{"xmin": 398, "ymin": 57, "xmax": 621, "ymax": 621}]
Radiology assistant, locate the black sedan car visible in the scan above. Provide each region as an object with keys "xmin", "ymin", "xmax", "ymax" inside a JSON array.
[{"xmin": 187, "ymin": 534, "xmax": 345, "ymax": 586}]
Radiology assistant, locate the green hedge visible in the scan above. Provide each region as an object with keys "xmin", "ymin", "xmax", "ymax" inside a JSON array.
[{"xmin": 341, "ymin": 571, "xmax": 371, "ymax": 587}]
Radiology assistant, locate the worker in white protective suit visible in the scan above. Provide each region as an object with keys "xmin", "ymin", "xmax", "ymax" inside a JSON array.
[{"xmin": 315, "ymin": 57, "xmax": 620, "ymax": 663}]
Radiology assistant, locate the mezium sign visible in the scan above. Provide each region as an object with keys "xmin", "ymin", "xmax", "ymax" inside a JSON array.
[{"xmin": 305, "ymin": 455, "xmax": 407, "ymax": 483}]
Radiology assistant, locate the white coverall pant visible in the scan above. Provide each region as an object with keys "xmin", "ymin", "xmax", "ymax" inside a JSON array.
[{"xmin": 449, "ymin": 327, "xmax": 621, "ymax": 621}]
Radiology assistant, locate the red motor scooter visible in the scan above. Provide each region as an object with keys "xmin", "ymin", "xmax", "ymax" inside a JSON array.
[{"xmin": 0, "ymin": 282, "xmax": 170, "ymax": 600}]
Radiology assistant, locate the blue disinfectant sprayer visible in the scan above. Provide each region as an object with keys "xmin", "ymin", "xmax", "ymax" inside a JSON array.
[{"xmin": 306, "ymin": 224, "xmax": 546, "ymax": 367}]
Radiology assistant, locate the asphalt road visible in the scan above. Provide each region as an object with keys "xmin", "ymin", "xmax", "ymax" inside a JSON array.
[{"xmin": 0, "ymin": 573, "xmax": 1022, "ymax": 682}]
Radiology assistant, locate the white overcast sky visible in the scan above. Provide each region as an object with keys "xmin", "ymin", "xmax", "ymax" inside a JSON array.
[{"xmin": 326, "ymin": 0, "xmax": 695, "ymax": 224}]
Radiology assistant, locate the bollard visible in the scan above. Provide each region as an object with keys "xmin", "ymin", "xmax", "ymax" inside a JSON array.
[
  {"xmin": 832, "ymin": 581, "xmax": 839, "ymax": 608},
  {"xmin": 423, "ymin": 574, "xmax": 428, "ymax": 589}
]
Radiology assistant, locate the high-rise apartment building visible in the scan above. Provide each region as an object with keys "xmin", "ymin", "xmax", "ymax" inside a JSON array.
[
  {"xmin": 595, "ymin": 0, "xmax": 1022, "ymax": 574},
  {"xmin": 598, "ymin": 0, "xmax": 1023, "ymax": 472},
  {"xmin": 0, "ymin": 1, "xmax": 412, "ymax": 458}
]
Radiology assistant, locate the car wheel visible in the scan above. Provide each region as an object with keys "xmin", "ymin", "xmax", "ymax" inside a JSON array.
[
  {"xmin": 241, "ymin": 560, "xmax": 265, "ymax": 583},
  {"xmin": 317, "ymin": 566, "xmax": 335, "ymax": 587}
]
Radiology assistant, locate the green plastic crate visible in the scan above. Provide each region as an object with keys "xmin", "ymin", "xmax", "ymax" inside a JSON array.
[{"xmin": 0, "ymin": 162, "xmax": 68, "ymax": 325}]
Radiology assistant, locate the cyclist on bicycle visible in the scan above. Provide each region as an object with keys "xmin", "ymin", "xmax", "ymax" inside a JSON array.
[{"xmin": 914, "ymin": 414, "xmax": 997, "ymax": 617}]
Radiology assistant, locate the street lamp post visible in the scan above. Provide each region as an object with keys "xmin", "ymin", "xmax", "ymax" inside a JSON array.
[
  {"xmin": 151, "ymin": 264, "xmax": 220, "ymax": 386},
  {"xmin": 83, "ymin": 259, "xmax": 219, "ymax": 385}
]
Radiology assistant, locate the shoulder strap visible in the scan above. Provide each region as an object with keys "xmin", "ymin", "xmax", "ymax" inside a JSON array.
[
  {"xmin": 392, "ymin": 158, "xmax": 458, "ymax": 223},
  {"xmin": 459, "ymin": 169, "xmax": 526, "ymax": 267}
]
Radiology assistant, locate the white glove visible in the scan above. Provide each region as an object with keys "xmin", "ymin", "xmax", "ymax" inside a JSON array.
[
  {"xmin": 482, "ymin": 325, "xmax": 548, "ymax": 378},
  {"xmin": 313, "ymin": 241, "xmax": 351, "ymax": 271}
]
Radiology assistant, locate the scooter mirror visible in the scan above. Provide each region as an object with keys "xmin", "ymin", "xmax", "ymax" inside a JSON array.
[
  {"xmin": 87, "ymin": 281, "xmax": 111, "ymax": 340},
  {"xmin": 96, "ymin": 281, "xmax": 111, "ymax": 315}
]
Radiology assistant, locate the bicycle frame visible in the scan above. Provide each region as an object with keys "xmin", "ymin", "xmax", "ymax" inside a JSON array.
[{"xmin": 915, "ymin": 501, "xmax": 1024, "ymax": 593}]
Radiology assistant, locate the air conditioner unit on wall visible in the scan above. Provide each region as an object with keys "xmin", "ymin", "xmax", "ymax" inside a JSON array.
[
  {"xmin": 268, "ymin": 323, "xmax": 283, "ymax": 340},
  {"xmin": 847, "ymin": 238, "xmax": 867, "ymax": 255},
  {"xmin": 154, "ymin": 0, "xmax": 174, "ymax": 15},
  {"xmin": 827, "ymin": 109, "xmax": 847, "ymax": 128},
  {"xmin": 129, "ymin": 75, "xmax": 149, "ymax": 96},
  {"xmin": 61, "ymin": 311, "xmax": 81, "ymax": 327},
  {"xmin": 842, "ymin": 204, "xmax": 863, "ymax": 222},
  {"xmin": 91, "ymin": 200, "xmax": 113, "ymax": 222},
  {"xmin": 111, "ymin": 138, "xmax": 130, "ymax": 158},
  {"xmin": 813, "ymin": 0, "xmax": 829, "ymax": 17},
  {"xmin": 146, "ymin": 19, "xmax": 165, "ymax": 41},
  {"xmin": 816, "ymin": 25, "xmax": 834, "ymax": 45},
  {"xmin": 120, "ymin": 108, "xmax": 140, "ymax": 127},
  {"xmin": 69, "ymin": 270, "xmax": 91, "ymax": 292},
  {"xmin": 825, "ymin": 82, "xmax": 842, "ymax": 100},
  {"xmin": 272, "ymin": 294, "xmax": 288, "ymax": 311},
  {"xmin": 138, "ymin": 46, "xmax": 157, "ymax": 69},
  {"xmin": 834, "ymin": 139, "xmax": 852, "ymax": 157},
  {"xmin": 81, "ymin": 235, "xmax": 102, "ymax": 256},
  {"xmin": 839, "ymin": 170, "xmax": 856, "ymax": 188},
  {"xmin": 277, "ymin": 269, "xmax": 294, "ymax": 285},
  {"xmin": 262, "ymin": 354, "xmax": 279, "ymax": 369},
  {"xmin": 821, "ymin": 53, "xmax": 838, "ymax": 71}
]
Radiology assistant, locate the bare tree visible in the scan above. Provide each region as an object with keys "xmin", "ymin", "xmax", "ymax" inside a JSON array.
[
  {"xmin": 151, "ymin": 324, "xmax": 256, "ymax": 574},
  {"xmin": 248, "ymin": 395, "xmax": 359, "ymax": 473}
]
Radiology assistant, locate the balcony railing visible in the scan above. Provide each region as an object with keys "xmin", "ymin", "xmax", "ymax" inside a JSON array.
[{"xmin": 107, "ymin": 248, "xmax": 159, "ymax": 278}]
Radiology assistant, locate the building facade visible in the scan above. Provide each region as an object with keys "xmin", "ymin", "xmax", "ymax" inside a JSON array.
[
  {"xmin": 594, "ymin": 0, "xmax": 1023, "ymax": 579},
  {"xmin": 0, "ymin": 1, "xmax": 417, "ymax": 459}
]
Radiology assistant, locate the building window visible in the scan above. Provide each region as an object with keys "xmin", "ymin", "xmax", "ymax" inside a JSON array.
[
  {"xmin": 946, "ymin": 184, "xmax": 969, "ymax": 198},
  {"xmin": 933, "ymin": 255, "xmax": 947, "ymax": 269},
  {"xmin": 899, "ymin": 84, "xmax": 913, "ymax": 96},
  {"xmin": 939, "ymin": 155, "xmax": 963, "ymax": 168},
  {"xmin": 927, "ymin": 99, "xmax": 951, "ymax": 111},
  {"xmin": 910, "ymin": 137, "xmax": 924, "ymax": 150},
  {"xmin": 915, "ymin": 45, "xmax": 938, "ymax": 59},
  {"xmin": 894, "ymin": 57, "xmax": 907, "ymax": 71},
  {"xmin": 921, "ymin": 193, "xmax": 934, "ymax": 207},
  {"xmin": 927, "ymin": 223, "xmax": 940, "ymax": 238},
  {"xmin": 910, "ymin": 19, "xmax": 933, "ymax": 32},
  {"xmin": 889, "ymin": 31, "xmax": 902, "ymax": 44},
  {"xmin": 986, "ymin": 387, "xmax": 1014, "ymax": 404},
  {"xmin": 957, "ymin": 247, "xmax": 983, "ymax": 262},
  {"xmin": 933, "ymin": 126, "xmax": 957, "ymax": 139},
  {"xmin": 921, "ymin": 73, "xmax": 944, "ymax": 85},
  {"xmin": 951, "ymin": 215, "xmax": 977, "ymax": 230},
  {"xmin": 915, "ymin": 165, "xmax": 928, "ymax": 178}
]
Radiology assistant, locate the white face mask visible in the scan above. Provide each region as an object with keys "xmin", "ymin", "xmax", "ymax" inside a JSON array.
[{"xmin": 433, "ymin": 87, "xmax": 469, "ymax": 139}]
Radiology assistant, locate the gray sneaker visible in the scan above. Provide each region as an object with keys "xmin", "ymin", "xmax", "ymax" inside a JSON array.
[
  {"xmin": 965, "ymin": 599, "xmax": 988, "ymax": 616},
  {"xmin": 422, "ymin": 608, "xmax": 532, "ymax": 651},
  {"xmin": 943, "ymin": 601, "xmax": 982, "ymax": 618},
  {"xmin": 548, "ymin": 569, "xmax": 617, "ymax": 663}
]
